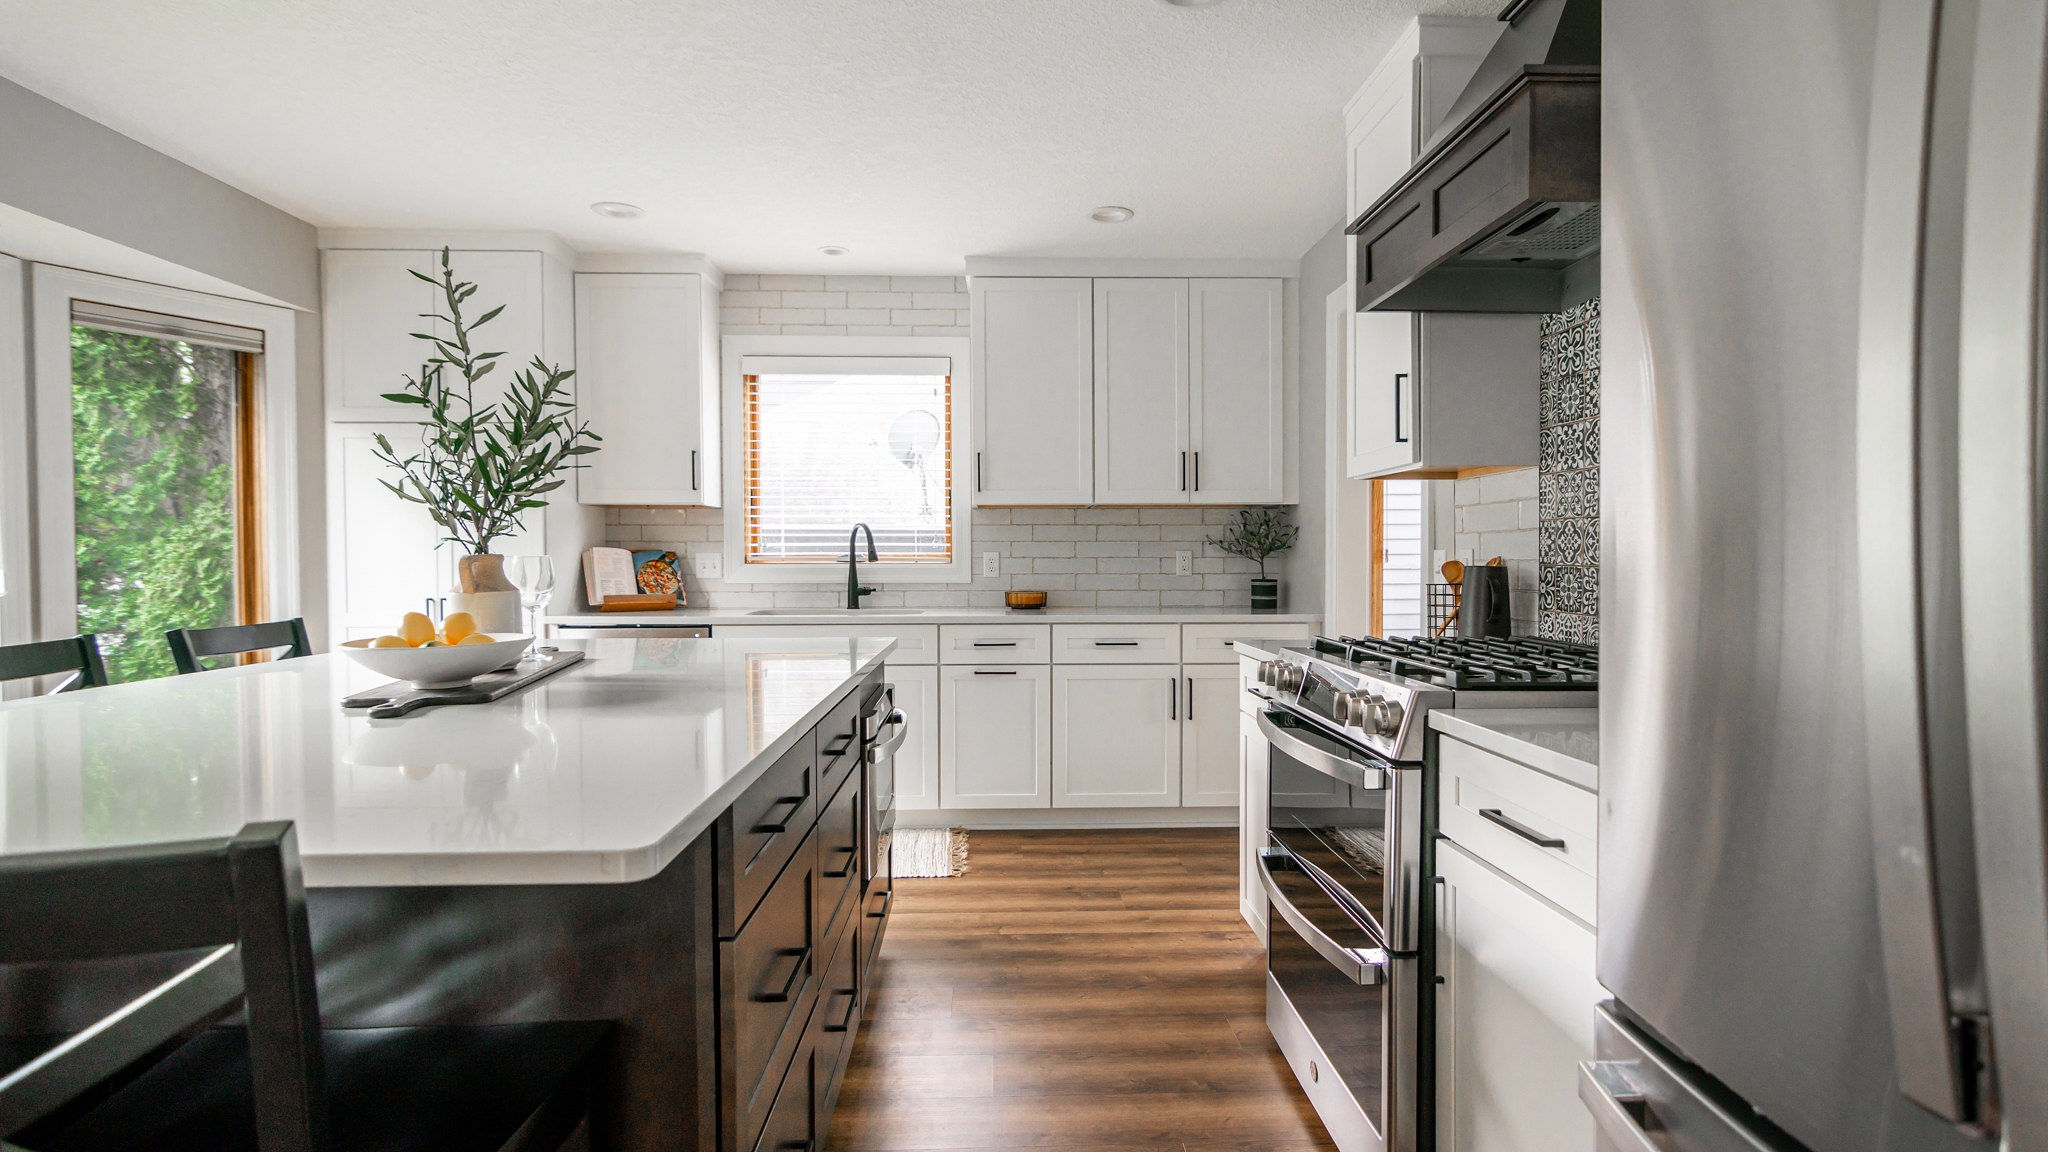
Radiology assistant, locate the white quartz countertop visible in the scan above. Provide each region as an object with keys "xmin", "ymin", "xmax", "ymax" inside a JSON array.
[
  {"xmin": 1430, "ymin": 708, "xmax": 1600, "ymax": 791},
  {"xmin": 545, "ymin": 607, "xmax": 1321, "ymax": 627},
  {"xmin": 0, "ymin": 636, "xmax": 894, "ymax": 887}
]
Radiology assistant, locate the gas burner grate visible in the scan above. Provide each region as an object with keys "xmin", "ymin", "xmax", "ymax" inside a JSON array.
[{"xmin": 1312, "ymin": 635, "xmax": 1598, "ymax": 691}]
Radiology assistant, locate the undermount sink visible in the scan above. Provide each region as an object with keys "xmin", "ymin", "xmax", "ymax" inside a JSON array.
[{"xmin": 745, "ymin": 608, "xmax": 931, "ymax": 616}]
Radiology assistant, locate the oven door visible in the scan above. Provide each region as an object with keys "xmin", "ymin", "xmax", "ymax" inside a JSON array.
[{"xmin": 1259, "ymin": 708, "xmax": 1414, "ymax": 949}]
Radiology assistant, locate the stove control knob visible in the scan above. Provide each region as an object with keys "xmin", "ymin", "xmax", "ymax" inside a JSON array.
[
  {"xmin": 1375, "ymin": 699, "xmax": 1406, "ymax": 737},
  {"xmin": 1339, "ymin": 692, "xmax": 1370, "ymax": 728}
]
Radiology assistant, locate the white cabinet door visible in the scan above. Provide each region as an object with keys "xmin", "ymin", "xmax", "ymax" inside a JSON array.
[
  {"xmin": 888, "ymin": 663, "xmax": 941, "ymax": 812},
  {"xmin": 452, "ymin": 250, "xmax": 547, "ymax": 418},
  {"xmin": 1052, "ymin": 664, "xmax": 1180, "ymax": 807},
  {"xmin": 327, "ymin": 423, "xmax": 452, "ymax": 637},
  {"xmin": 1348, "ymin": 309, "xmax": 1419, "ymax": 477},
  {"xmin": 1346, "ymin": 52, "xmax": 1416, "ymax": 222},
  {"xmin": 971, "ymin": 278, "xmax": 1093, "ymax": 505},
  {"xmin": 1181, "ymin": 664, "xmax": 1240, "ymax": 807},
  {"xmin": 1093, "ymin": 279, "xmax": 1190, "ymax": 504},
  {"xmin": 1189, "ymin": 279, "xmax": 1285, "ymax": 503},
  {"xmin": 939, "ymin": 664, "xmax": 1051, "ymax": 808},
  {"xmin": 1239, "ymin": 706, "xmax": 1270, "ymax": 941},
  {"xmin": 1435, "ymin": 838, "xmax": 1602, "ymax": 1152},
  {"xmin": 574, "ymin": 273, "xmax": 718, "ymax": 506},
  {"xmin": 324, "ymin": 250, "xmax": 437, "ymax": 421}
]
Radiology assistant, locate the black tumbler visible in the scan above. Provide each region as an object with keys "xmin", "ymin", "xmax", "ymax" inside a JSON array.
[{"xmin": 1463, "ymin": 565, "xmax": 1513, "ymax": 638}]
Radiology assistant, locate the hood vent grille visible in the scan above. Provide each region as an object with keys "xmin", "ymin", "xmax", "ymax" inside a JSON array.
[{"xmin": 1466, "ymin": 202, "xmax": 1601, "ymax": 264}]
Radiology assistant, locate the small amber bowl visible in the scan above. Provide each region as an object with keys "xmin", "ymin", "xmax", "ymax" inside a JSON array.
[{"xmin": 1005, "ymin": 590, "xmax": 1048, "ymax": 611}]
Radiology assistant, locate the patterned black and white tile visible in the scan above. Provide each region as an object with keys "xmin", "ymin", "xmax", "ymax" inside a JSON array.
[{"xmin": 1538, "ymin": 297, "xmax": 1600, "ymax": 644}]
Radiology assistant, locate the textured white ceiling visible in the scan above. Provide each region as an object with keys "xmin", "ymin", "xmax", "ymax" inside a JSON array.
[{"xmin": 0, "ymin": 0, "xmax": 1493, "ymax": 272}]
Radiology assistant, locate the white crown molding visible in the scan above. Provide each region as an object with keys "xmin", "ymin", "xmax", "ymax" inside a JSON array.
[
  {"xmin": 962, "ymin": 256, "xmax": 1298, "ymax": 280},
  {"xmin": 571, "ymin": 251, "xmax": 723, "ymax": 284},
  {"xmin": 316, "ymin": 228, "xmax": 581, "ymax": 267}
]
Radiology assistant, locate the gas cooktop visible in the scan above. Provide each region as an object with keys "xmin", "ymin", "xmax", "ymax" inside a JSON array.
[{"xmin": 1312, "ymin": 635, "xmax": 1598, "ymax": 692}]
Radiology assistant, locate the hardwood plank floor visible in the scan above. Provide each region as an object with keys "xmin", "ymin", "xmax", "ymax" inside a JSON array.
[{"xmin": 827, "ymin": 828, "xmax": 1337, "ymax": 1152}]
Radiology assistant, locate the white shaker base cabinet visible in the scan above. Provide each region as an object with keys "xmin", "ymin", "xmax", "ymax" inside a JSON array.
[
  {"xmin": 1180, "ymin": 664, "xmax": 1241, "ymax": 807},
  {"xmin": 939, "ymin": 664, "xmax": 1053, "ymax": 808},
  {"xmin": 889, "ymin": 663, "xmax": 941, "ymax": 812},
  {"xmin": 1434, "ymin": 838, "xmax": 1601, "ymax": 1152},
  {"xmin": 1052, "ymin": 665, "xmax": 1182, "ymax": 807}
]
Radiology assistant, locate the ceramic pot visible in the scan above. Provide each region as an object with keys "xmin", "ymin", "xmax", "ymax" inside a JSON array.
[
  {"xmin": 452, "ymin": 553, "xmax": 522, "ymax": 633},
  {"xmin": 1250, "ymin": 577, "xmax": 1280, "ymax": 613}
]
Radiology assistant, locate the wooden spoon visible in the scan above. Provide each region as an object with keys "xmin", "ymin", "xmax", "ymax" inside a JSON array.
[
  {"xmin": 1435, "ymin": 560, "xmax": 1467, "ymax": 639},
  {"xmin": 1441, "ymin": 560, "xmax": 1465, "ymax": 586},
  {"xmin": 1485, "ymin": 555, "xmax": 1504, "ymax": 567}
]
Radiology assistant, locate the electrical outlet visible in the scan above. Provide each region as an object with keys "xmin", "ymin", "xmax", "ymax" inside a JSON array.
[
  {"xmin": 982, "ymin": 551, "xmax": 1001, "ymax": 578},
  {"xmin": 1175, "ymin": 550, "xmax": 1193, "ymax": 577},
  {"xmin": 693, "ymin": 552, "xmax": 722, "ymax": 580}
]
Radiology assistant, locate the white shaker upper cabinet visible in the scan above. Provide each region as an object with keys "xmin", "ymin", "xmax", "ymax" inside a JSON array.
[
  {"xmin": 1093, "ymin": 279, "xmax": 1191, "ymax": 504},
  {"xmin": 453, "ymin": 250, "xmax": 546, "ymax": 415},
  {"xmin": 574, "ymin": 273, "xmax": 721, "ymax": 506},
  {"xmin": 970, "ymin": 278, "xmax": 1094, "ymax": 505},
  {"xmin": 324, "ymin": 250, "xmax": 438, "ymax": 422},
  {"xmin": 1189, "ymin": 278, "xmax": 1285, "ymax": 504}
]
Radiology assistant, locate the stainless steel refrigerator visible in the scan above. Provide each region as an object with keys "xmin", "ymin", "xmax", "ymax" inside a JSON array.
[{"xmin": 1593, "ymin": 0, "xmax": 2042, "ymax": 1149}]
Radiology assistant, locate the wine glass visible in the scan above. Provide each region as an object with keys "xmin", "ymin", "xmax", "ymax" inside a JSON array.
[{"xmin": 505, "ymin": 555, "xmax": 556, "ymax": 660}]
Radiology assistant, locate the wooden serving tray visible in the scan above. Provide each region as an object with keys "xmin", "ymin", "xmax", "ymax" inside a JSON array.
[{"xmin": 342, "ymin": 649, "xmax": 587, "ymax": 719}]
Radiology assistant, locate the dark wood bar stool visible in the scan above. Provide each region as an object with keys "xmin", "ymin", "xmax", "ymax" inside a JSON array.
[
  {"xmin": 164, "ymin": 619, "xmax": 313, "ymax": 675},
  {"xmin": 0, "ymin": 636, "xmax": 108, "ymax": 694},
  {"xmin": 0, "ymin": 822, "xmax": 608, "ymax": 1152}
]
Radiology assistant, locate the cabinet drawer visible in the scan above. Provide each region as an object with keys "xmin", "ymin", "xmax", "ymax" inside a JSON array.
[
  {"xmin": 715, "ymin": 623, "xmax": 939, "ymax": 665},
  {"xmin": 816, "ymin": 687, "xmax": 864, "ymax": 807},
  {"xmin": 862, "ymin": 879, "xmax": 893, "ymax": 977},
  {"xmin": 1437, "ymin": 735, "xmax": 1597, "ymax": 925},
  {"xmin": 1052, "ymin": 623, "xmax": 1180, "ymax": 664},
  {"xmin": 939, "ymin": 624, "xmax": 1051, "ymax": 664},
  {"xmin": 810, "ymin": 907, "xmax": 862, "ymax": 1130},
  {"xmin": 720, "ymin": 732, "xmax": 818, "ymax": 938},
  {"xmin": 722, "ymin": 824, "xmax": 818, "ymax": 1152},
  {"xmin": 816, "ymin": 771, "xmax": 863, "ymax": 947},
  {"xmin": 1182, "ymin": 622, "xmax": 1318, "ymax": 664},
  {"xmin": 749, "ymin": 1022, "xmax": 817, "ymax": 1152}
]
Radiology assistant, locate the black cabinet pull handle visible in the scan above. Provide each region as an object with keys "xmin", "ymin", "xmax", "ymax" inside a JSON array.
[
  {"xmin": 1186, "ymin": 677, "xmax": 1194, "ymax": 720},
  {"xmin": 823, "ymin": 734, "xmax": 855, "ymax": 757},
  {"xmin": 752, "ymin": 946, "xmax": 811, "ymax": 1003},
  {"xmin": 823, "ymin": 987, "xmax": 860, "ymax": 1033},
  {"xmin": 750, "ymin": 793, "xmax": 807, "ymax": 835},
  {"xmin": 1169, "ymin": 676, "xmax": 1177, "ymax": 720},
  {"xmin": 1180, "ymin": 451, "xmax": 1188, "ymax": 491},
  {"xmin": 972, "ymin": 640, "xmax": 1018, "ymax": 647},
  {"xmin": 1194, "ymin": 450, "xmax": 1201, "ymax": 491},
  {"xmin": 867, "ymin": 889, "xmax": 894, "ymax": 918},
  {"xmin": 973, "ymin": 669, "xmax": 1018, "ymax": 676},
  {"xmin": 976, "ymin": 451, "xmax": 983, "ymax": 492},
  {"xmin": 690, "ymin": 448, "xmax": 699, "ymax": 491},
  {"xmin": 1093, "ymin": 640, "xmax": 1140, "ymax": 647},
  {"xmin": 1479, "ymin": 807, "xmax": 1566, "ymax": 849},
  {"xmin": 823, "ymin": 844, "xmax": 858, "ymax": 879},
  {"xmin": 1394, "ymin": 372, "xmax": 1410, "ymax": 444}
]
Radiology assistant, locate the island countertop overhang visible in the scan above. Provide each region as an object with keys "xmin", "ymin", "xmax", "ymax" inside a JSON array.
[{"xmin": 0, "ymin": 636, "xmax": 896, "ymax": 887}]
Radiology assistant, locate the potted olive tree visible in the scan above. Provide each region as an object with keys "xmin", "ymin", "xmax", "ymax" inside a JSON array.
[
  {"xmin": 375, "ymin": 249, "xmax": 600, "ymax": 632},
  {"xmin": 1207, "ymin": 507, "xmax": 1299, "ymax": 612}
]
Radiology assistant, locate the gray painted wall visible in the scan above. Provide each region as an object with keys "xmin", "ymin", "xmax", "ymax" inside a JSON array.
[{"xmin": 1291, "ymin": 220, "xmax": 1346, "ymax": 617}]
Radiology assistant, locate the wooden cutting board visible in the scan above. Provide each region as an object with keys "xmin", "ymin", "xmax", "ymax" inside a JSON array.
[{"xmin": 341, "ymin": 649, "xmax": 587, "ymax": 719}]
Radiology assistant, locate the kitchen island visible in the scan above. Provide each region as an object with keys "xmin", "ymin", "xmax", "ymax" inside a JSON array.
[{"xmin": 0, "ymin": 635, "xmax": 897, "ymax": 1152}]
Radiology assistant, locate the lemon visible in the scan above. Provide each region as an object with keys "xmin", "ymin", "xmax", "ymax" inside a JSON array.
[
  {"xmin": 455, "ymin": 632, "xmax": 495, "ymax": 646},
  {"xmin": 440, "ymin": 611, "xmax": 478, "ymax": 644},
  {"xmin": 369, "ymin": 634, "xmax": 410, "ymax": 649},
  {"xmin": 397, "ymin": 611, "xmax": 436, "ymax": 648}
]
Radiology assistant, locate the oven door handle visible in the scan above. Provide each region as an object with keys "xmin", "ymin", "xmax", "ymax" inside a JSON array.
[
  {"xmin": 866, "ymin": 709, "xmax": 908, "ymax": 763},
  {"xmin": 1258, "ymin": 848, "xmax": 1387, "ymax": 986},
  {"xmin": 1257, "ymin": 710, "xmax": 1385, "ymax": 791}
]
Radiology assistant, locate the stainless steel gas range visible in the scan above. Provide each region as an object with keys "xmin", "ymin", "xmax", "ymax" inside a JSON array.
[{"xmin": 1251, "ymin": 635, "xmax": 1597, "ymax": 1152}]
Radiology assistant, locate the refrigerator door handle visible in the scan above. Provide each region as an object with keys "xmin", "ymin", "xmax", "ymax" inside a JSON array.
[
  {"xmin": 1855, "ymin": 0, "xmax": 1991, "ymax": 1128},
  {"xmin": 1960, "ymin": 0, "xmax": 2048, "ymax": 1140}
]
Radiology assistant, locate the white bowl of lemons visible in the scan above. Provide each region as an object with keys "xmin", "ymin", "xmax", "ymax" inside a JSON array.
[{"xmin": 338, "ymin": 611, "xmax": 531, "ymax": 689}]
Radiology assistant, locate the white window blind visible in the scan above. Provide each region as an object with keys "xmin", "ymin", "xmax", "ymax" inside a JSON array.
[
  {"xmin": 1381, "ymin": 479, "xmax": 1425, "ymax": 636},
  {"xmin": 70, "ymin": 300, "xmax": 266, "ymax": 353},
  {"xmin": 741, "ymin": 358, "xmax": 954, "ymax": 564}
]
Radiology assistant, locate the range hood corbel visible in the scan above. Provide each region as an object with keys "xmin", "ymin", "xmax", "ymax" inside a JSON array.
[{"xmin": 1346, "ymin": 0, "xmax": 1600, "ymax": 314}]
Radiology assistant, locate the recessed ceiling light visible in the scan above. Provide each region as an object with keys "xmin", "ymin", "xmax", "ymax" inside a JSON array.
[
  {"xmin": 818, "ymin": 245, "xmax": 850, "ymax": 257},
  {"xmin": 1090, "ymin": 205, "xmax": 1136, "ymax": 224},
  {"xmin": 590, "ymin": 201, "xmax": 643, "ymax": 219}
]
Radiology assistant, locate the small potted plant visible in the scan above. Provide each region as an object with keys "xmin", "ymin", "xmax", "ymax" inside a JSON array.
[
  {"xmin": 375, "ymin": 249, "xmax": 601, "ymax": 632},
  {"xmin": 1207, "ymin": 507, "xmax": 1299, "ymax": 613}
]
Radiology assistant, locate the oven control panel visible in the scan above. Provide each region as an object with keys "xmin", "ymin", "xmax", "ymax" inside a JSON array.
[{"xmin": 1264, "ymin": 653, "xmax": 1438, "ymax": 762}]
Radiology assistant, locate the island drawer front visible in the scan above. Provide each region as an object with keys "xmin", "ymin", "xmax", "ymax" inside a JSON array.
[
  {"xmin": 938, "ymin": 624, "xmax": 1053, "ymax": 664},
  {"xmin": 724, "ymin": 824, "xmax": 819, "ymax": 1152},
  {"xmin": 1437, "ymin": 734, "xmax": 1598, "ymax": 926},
  {"xmin": 722, "ymin": 731, "xmax": 819, "ymax": 939},
  {"xmin": 1052, "ymin": 623, "xmax": 1181, "ymax": 664},
  {"xmin": 862, "ymin": 877, "xmax": 892, "ymax": 978},
  {"xmin": 817, "ymin": 688, "xmax": 865, "ymax": 805},
  {"xmin": 816, "ymin": 771, "xmax": 863, "ymax": 947},
  {"xmin": 811, "ymin": 907, "xmax": 862, "ymax": 1129},
  {"xmin": 750, "ymin": 1018, "xmax": 818, "ymax": 1152},
  {"xmin": 1181, "ymin": 622, "xmax": 1319, "ymax": 664}
]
